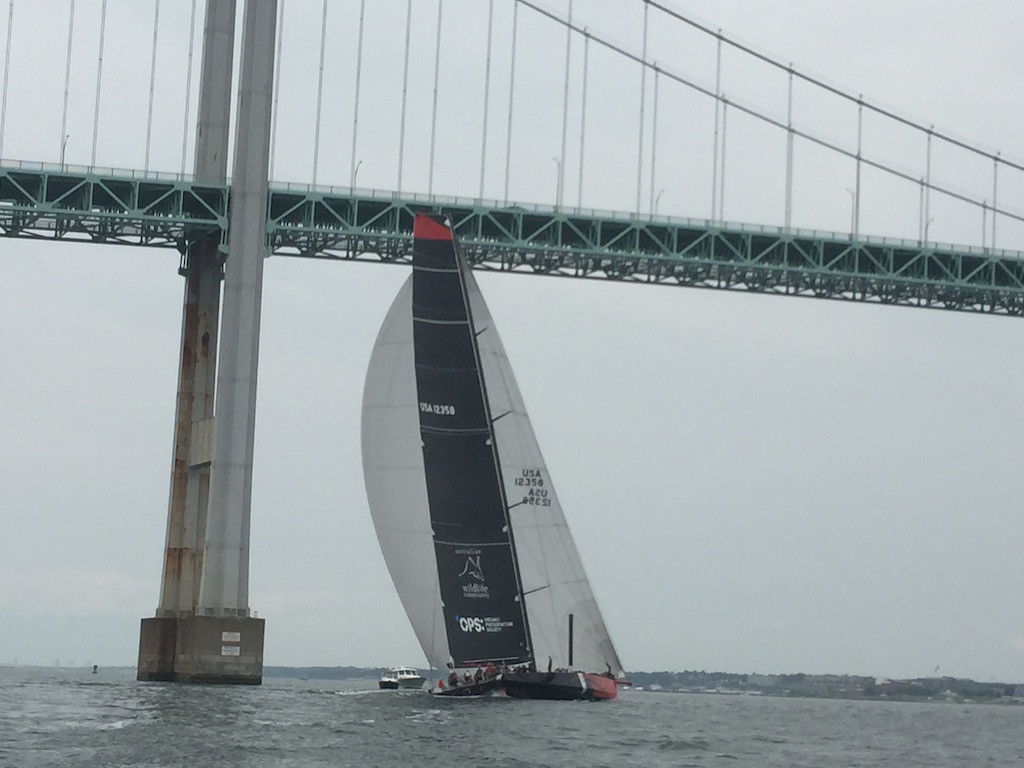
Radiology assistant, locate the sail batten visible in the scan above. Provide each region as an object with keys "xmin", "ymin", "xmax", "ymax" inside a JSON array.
[{"xmin": 433, "ymin": 540, "xmax": 517, "ymax": 549}]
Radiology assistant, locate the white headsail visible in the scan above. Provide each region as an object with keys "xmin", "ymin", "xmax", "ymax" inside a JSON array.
[
  {"xmin": 466, "ymin": 273, "xmax": 622, "ymax": 676},
  {"xmin": 361, "ymin": 277, "xmax": 450, "ymax": 670}
]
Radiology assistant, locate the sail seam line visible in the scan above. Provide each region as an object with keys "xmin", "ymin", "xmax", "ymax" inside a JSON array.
[
  {"xmin": 412, "ymin": 264, "xmax": 460, "ymax": 273},
  {"xmin": 413, "ymin": 317, "xmax": 471, "ymax": 326},
  {"xmin": 432, "ymin": 539, "xmax": 514, "ymax": 548},
  {"xmin": 420, "ymin": 426, "xmax": 491, "ymax": 435}
]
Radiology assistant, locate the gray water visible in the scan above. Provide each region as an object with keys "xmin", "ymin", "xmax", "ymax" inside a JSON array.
[{"xmin": 1, "ymin": 667, "xmax": 1020, "ymax": 767}]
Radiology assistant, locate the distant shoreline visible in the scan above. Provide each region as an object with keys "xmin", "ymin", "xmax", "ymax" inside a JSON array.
[
  {"xmin": 3, "ymin": 664, "xmax": 1020, "ymax": 704},
  {"xmin": 258, "ymin": 666, "xmax": 1024, "ymax": 705}
]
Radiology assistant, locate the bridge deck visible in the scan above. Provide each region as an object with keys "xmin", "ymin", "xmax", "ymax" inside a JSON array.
[{"xmin": 2, "ymin": 161, "xmax": 1023, "ymax": 315}]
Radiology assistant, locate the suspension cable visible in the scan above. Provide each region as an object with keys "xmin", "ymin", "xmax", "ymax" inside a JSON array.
[
  {"xmin": 428, "ymin": 0, "xmax": 442, "ymax": 194},
  {"xmin": 648, "ymin": 0, "xmax": 1019, "ymax": 171},
  {"xmin": 396, "ymin": 0, "xmax": 412, "ymax": 193},
  {"xmin": 312, "ymin": 0, "xmax": 327, "ymax": 184},
  {"xmin": 503, "ymin": 1, "xmax": 518, "ymax": 204},
  {"xmin": 992, "ymin": 155, "xmax": 999, "ymax": 248},
  {"xmin": 577, "ymin": 29, "xmax": 588, "ymax": 207},
  {"xmin": 515, "ymin": 0, "xmax": 1024, "ymax": 225},
  {"xmin": 479, "ymin": 0, "xmax": 494, "ymax": 200},
  {"xmin": 710, "ymin": 31, "xmax": 720, "ymax": 222},
  {"xmin": 784, "ymin": 65, "xmax": 793, "ymax": 228},
  {"xmin": 719, "ymin": 96, "xmax": 728, "ymax": 220},
  {"xmin": 60, "ymin": 0, "xmax": 75, "ymax": 165},
  {"xmin": 180, "ymin": 0, "xmax": 197, "ymax": 176},
  {"xmin": 635, "ymin": 0, "xmax": 647, "ymax": 214},
  {"xmin": 350, "ymin": 0, "xmax": 365, "ymax": 187},
  {"xmin": 557, "ymin": 0, "xmax": 570, "ymax": 208},
  {"xmin": 924, "ymin": 129, "xmax": 932, "ymax": 240},
  {"xmin": 0, "ymin": 0, "xmax": 14, "ymax": 158},
  {"xmin": 268, "ymin": 0, "xmax": 283, "ymax": 180},
  {"xmin": 91, "ymin": 0, "xmax": 107, "ymax": 166},
  {"xmin": 649, "ymin": 65, "xmax": 658, "ymax": 214},
  {"xmin": 144, "ymin": 0, "xmax": 160, "ymax": 172},
  {"xmin": 854, "ymin": 97, "xmax": 862, "ymax": 237}
]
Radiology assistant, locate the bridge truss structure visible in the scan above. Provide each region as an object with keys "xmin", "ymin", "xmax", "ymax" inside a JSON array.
[{"xmin": 3, "ymin": 161, "xmax": 1024, "ymax": 316}]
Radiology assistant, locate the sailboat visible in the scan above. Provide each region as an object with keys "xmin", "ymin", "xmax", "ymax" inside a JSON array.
[{"xmin": 361, "ymin": 213, "xmax": 624, "ymax": 701}]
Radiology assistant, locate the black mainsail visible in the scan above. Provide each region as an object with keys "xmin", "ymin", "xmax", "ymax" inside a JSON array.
[{"xmin": 411, "ymin": 214, "xmax": 532, "ymax": 667}]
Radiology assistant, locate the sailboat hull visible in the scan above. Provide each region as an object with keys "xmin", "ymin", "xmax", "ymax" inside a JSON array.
[
  {"xmin": 502, "ymin": 670, "xmax": 618, "ymax": 701},
  {"xmin": 434, "ymin": 677, "xmax": 504, "ymax": 698},
  {"xmin": 431, "ymin": 671, "xmax": 618, "ymax": 700}
]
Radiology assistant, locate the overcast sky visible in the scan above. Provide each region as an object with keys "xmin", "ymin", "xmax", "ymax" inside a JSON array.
[{"xmin": 2, "ymin": 0, "xmax": 1024, "ymax": 683}]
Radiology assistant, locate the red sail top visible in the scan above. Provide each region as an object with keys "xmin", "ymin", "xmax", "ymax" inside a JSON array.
[{"xmin": 413, "ymin": 213, "xmax": 452, "ymax": 241}]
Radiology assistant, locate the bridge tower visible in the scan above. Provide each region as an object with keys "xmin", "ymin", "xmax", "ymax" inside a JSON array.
[{"xmin": 137, "ymin": 0, "xmax": 277, "ymax": 684}]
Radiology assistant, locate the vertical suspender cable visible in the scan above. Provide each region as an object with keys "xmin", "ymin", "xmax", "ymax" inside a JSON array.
[
  {"xmin": 719, "ymin": 96, "xmax": 727, "ymax": 222},
  {"xmin": 557, "ymin": 0, "xmax": 571, "ymax": 209},
  {"xmin": 918, "ymin": 178, "xmax": 924, "ymax": 243},
  {"xmin": 91, "ymin": 0, "xmax": 107, "ymax": 166},
  {"xmin": 576, "ymin": 30, "xmax": 588, "ymax": 207},
  {"xmin": 396, "ymin": 0, "xmax": 412, "ymax": 193},
  {"xmin": 144, "ymin": 0, "xmax": 160, "ymax": 172},
  {"xmin": 710, "ymin": 31, "xmax": 721, "ymax": 222},
  {"xmin": 0, "ymin": 0, "xmax": 12, "ymax": 159},
  {"xmin": 981, "ymin": 202, "xmax": 987, "ymax": 250},
  {"xmin": 991, "ymin": 153, "xmax": 999, "ymax": 249},
  {"xmin": 503, "ymin": 1, "xmax": 518, "ymax": 204},
  {"xmin": 784, "ymin": 64, "xmax": 793, "ymax": 229},
  {"xmin": 60, "ymin": 0, "xmax": 75, "ymax": 165},
  {"xmin": 268, "ymin": 0, "xmax": 284, "ymax": 181},
  {"xmin": 312, "ymin": 0, "xmax": 327, "ymax": 184},
  {"xmin": 479, "ymin": 0, "xmax": 494, "ymax": 200},
  {"xmin": 924, "ymin": 127, "xmax": 932, "ymax": 241},
  {"xmin": 648, "ymin": 65, "xmax": 659, "ymax": 214},
  {"xmin": 635, "ymin": 0, "xmax": 647, "ymax": 214},
  {"xmin": 854, "ymin": 96, "xmax": 862, "ymax": 238},
  {"xmin": 428, "ymin": 0, "xmax": 442, "ymax": 194},
  {"xmin": 350, "ymin": 0, "xmax": 365, "ymax": 187},
  {"xmin": 180, "ymin": 0, "xmax": 197, "ymax": 176}
]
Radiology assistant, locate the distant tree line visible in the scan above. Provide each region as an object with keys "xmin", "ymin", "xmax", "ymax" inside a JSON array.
[{"xmin": 263, "ymin": 666, "xmax": 1020, "ymax": 702}]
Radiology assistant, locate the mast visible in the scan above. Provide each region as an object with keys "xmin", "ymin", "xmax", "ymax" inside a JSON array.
[{"xmin": 568, "ymin": 613, "xmax": 574, "ymax": 667}]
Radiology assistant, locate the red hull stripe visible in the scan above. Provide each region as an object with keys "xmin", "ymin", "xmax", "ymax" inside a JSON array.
[
  {"xmin": 583, "ymin": 673, "xmax": 618, "ymax": 700},
  {"xmin": 413, "ymin": 214, "xmax": 452, "ymax": 241}
]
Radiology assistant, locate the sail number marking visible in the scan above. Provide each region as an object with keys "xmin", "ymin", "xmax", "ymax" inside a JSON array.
[
  {"xmin": 419, "ymin": 402, "xmax": 456, "ymax": 416},
  {"xmin": 522, "ymin": 488, "xmax": 551, "ymax": 507},
  {"xmin": 514, "ymin": 468, "xmax": 544, "ymax": 488},
  {"xmin": 515, "ymin": 469, "xmax": 551, "ymax": 506}
]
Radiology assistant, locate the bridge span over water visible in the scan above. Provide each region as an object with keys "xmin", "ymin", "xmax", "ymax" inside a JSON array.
[
  {"xmin": 3, "ymin": 161, "xmax": 1024, "ymax": 315},
  {"xmin": 1, "ymin": 0, "xmax": 1021, "ymax": 682}
]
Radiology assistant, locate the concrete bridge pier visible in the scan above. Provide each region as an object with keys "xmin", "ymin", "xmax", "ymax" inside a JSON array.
[{"xmin": 138, "ymin": 0, "xmax": 276, "ymax": 684}]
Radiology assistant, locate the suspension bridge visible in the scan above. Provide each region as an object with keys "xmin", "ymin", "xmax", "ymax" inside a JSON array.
[{"xmin": 2, "ymin": 0, "xmax": 1022, "ymax": 682}]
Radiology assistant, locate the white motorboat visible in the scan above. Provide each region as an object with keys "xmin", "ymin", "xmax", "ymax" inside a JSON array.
[{"xmin": 378, "ymin": 666, "xmax": 425, "ymax": 690}]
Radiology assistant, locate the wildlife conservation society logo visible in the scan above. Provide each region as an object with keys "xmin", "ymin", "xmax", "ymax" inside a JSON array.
[{"xmin": 457, "ymin": 550, "xmax": 489, "ymax": 599}]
